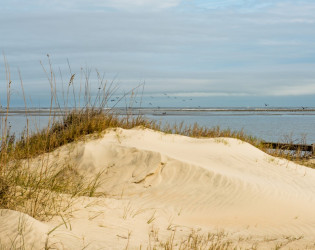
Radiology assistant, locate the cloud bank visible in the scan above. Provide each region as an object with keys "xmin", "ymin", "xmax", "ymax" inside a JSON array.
[{"xmin": 1, "ymin": 0, "xmax": 182, "ymax": 12}]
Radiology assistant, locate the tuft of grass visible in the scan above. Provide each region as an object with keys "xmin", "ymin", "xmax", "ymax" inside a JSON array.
[
  {"xmin": 157, "ymin": 230, "xmax": 232, "ymax": 250},
  {"xmin": 0, "ymin": 55, "xmax": 153, "ymax": 220}
]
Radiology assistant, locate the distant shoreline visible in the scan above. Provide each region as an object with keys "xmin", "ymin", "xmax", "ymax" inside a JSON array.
[{"xmin": 1, "ymin": 107, "xmax": 315, "ymax": 116}]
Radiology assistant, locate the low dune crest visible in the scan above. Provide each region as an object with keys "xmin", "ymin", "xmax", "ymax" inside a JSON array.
[{"xmin": 1, "ymin": 128, "xmax": 315, "ymax": 249}]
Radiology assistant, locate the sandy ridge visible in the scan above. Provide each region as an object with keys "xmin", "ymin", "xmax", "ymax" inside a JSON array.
[{"xmin": 1, "ymin": 127, "xmax": 315, "ymax": 249}]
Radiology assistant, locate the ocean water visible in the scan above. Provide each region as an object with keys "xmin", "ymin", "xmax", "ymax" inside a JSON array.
[
  {"xmin": 1, "ymin": 107, "xmax": 315, "ymax": 144},
  {"xmin": 146, "ymin": 109, "xmax": 315, "ymax": 144}
]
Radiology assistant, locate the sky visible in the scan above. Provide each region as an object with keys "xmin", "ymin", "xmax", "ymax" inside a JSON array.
[{"xmin": 0, "ymin": 0, "xmax": 315, "ymax": 107}]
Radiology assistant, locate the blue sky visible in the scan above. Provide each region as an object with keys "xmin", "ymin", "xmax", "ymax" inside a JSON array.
[{"xmin": 0, "ymin": 0, "xmax": 315, "ymax": 107}]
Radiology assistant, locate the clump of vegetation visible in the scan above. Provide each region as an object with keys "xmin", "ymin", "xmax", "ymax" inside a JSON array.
[{"xmin": 158, "ymin": 230, "xmax": 232, "ymax": 250}]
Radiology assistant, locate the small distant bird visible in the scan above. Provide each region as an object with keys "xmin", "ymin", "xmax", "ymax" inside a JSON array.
[
  {"xmin": 302, "ymin": 107, "xmax": 305, "ymax": 110},
  {"xmin": 264, "ymin": 103, "xmax": 268, "ymax": 107}
]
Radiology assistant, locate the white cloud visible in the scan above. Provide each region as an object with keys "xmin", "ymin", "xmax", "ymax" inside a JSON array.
[
  {"xmin": 270, "ymin": 84, "xmax": 315, "ymax": 96},
  {"xmin": 0, "ymin": 0, "xmax": 182, "ymax": 12},
  {"xmin": 258, "ymin": 40, "xmax": 302, "ymax": 46},
  {"xmin": 100, "ymin": 0, "xmax": 182, "ymax": 10}
]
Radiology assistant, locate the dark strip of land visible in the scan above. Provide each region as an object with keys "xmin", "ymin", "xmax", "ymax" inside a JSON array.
[{"xmin": 262, "ymin": 142, "xmax": 314, "ymax": 154}]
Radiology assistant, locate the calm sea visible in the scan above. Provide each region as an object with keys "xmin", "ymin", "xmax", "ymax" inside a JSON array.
[{"xmin": 1, "ymin": 107, "xmax": 315, "ymax": 144}]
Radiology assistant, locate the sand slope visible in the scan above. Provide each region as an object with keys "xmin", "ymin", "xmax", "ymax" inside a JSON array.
[{"xmin": 1, "ymin": 127, "xmax": 315, "ymax": 249}]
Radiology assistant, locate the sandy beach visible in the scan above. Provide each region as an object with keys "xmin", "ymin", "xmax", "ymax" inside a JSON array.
[{"xmin": 1, "ymin": 127, "xmax": 315, "ymax": 249}]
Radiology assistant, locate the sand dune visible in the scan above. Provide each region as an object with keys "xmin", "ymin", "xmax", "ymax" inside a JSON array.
[{"xmin": 1, "ymin": 127, "xmax": 315, "ymax": 249}]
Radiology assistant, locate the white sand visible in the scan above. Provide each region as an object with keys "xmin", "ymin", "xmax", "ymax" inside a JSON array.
[{"xmin": 1, "ymin": 127, "xmax": 315, "ymax": 249}]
